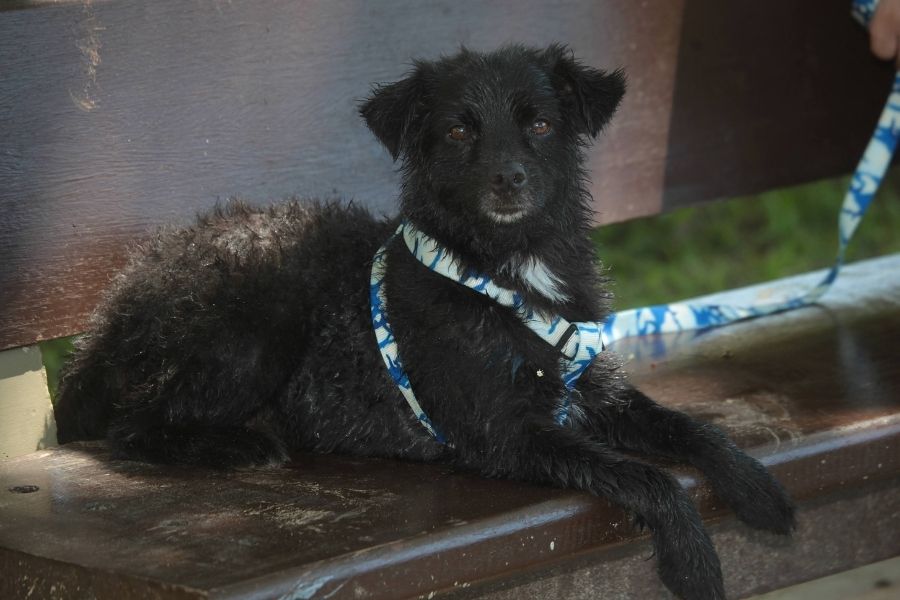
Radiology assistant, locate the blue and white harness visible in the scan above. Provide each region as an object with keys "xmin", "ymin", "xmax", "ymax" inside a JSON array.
[
  {"xmin": 370, "ymin": 0, "xmax": 898, "ymax": 443},
  {"xmin": 370, "ymin": 223, "xmax": 604, "ymax": 442}
]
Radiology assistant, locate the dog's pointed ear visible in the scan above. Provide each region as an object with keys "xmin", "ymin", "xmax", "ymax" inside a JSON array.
[
  {"xmin": 360, "ymin": 63, "xmax": 430, "ymax": 160},
  {"xmin": 543, "ymin": 45, "xmax": 626, "ymax": 138}
]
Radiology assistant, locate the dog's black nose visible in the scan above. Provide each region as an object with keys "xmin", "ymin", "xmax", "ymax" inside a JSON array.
[{"xmin": 491, "ymin": 162, "xmax": 527, "ymax": 194}]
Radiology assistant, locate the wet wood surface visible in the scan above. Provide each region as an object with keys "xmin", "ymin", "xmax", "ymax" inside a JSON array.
[
  {"xmin": 2, "ymin": 303, "xmax": 898, "ymax": 599},
  {"xmin": 1, "ymin": 0, "xmax": 894, "ymax": 350}
]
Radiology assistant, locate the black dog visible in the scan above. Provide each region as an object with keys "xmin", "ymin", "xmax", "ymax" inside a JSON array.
[{"xmin": 56, "ymin": 45, "xmax": 794, "ymax": 600}]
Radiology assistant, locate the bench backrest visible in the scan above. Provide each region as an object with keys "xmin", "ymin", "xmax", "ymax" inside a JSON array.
[{"xmin": 0, "ymin": 0, "xmax": 893, "ymax": 351}]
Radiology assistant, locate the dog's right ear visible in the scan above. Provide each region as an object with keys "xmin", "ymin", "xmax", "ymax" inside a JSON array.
[{"xmin": 360, "ymin": 64, "xmax": 430, "ymax": 161}]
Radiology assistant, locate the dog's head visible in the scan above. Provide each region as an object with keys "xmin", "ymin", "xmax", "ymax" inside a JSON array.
[{"xmin": 361, "ymin": 44, "xmax": 624, "ymax": 247}]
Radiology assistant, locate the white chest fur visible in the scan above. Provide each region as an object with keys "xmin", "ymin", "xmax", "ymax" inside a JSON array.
[{"xmin": 506, "ymin": 255, "xmax": 570, "ymax": 303}]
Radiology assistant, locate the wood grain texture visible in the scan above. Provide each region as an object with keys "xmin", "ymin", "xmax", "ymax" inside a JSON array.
[
  {"xmin": 0, "ymin": 0, "xmax": 683, "ymax": 350},
  {"xmin": 0, "ymin": 0, "xmax": 895, "ymax": 349}
]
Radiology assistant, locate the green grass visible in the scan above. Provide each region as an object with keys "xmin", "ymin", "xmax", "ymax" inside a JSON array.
[
  {"xmin": 39, "ymin": 170, "xmax": 900, "ymax": 399},
  {"xmin": 592, "ymin": 170, "xmax": 900, "ymax": 309},
  {"xmin": 40, "ymin": 336, "xmax": 75, "ymax": 403}
]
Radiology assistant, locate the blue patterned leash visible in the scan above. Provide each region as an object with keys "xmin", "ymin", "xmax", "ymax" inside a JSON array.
[
  {"xmin": 370, "ymin": 223, "xmax": 605, "ymax": 442},
  {"xmin": 601, "ymin": 0, "xmax": 899, "ymax": 345}
]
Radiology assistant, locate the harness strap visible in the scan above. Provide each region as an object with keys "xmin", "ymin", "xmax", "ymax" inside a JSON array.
[
  {"xmin": 370, "ymin": 241, "xmax": 448, "ymax": 444},
  {"xmin": 371, "ymin": 223, "xmax": 606, "ymax": 442}
]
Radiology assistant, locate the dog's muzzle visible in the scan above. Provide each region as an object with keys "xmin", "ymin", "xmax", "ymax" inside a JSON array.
[{"xmin": 483, "ymin": 191, "xmax": 535, "ymax": 224}]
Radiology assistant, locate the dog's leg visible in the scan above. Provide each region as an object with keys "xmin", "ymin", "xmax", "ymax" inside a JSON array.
[
  {"xmin": 593, "ymin": 386, "xmax": 795, "ymax": 535},
  {"xmin": 107, "ymin": 419, "xmax": 288, "ymax": 469},
  {"xmin": 99, "ymin": 345, "xmax": 292, "ymax": 469},
  {"xmin": 477, "ymin": 422, "xmax": 726, "ymax": 600}
]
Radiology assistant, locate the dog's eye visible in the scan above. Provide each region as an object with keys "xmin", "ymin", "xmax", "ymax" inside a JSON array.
[
  {"xmin": 531, "ymin": 120, "xmax": 551, "ymax": 136},
  {"xmin": 448, "ymin": 125, "xmax": 470, "ymax": 141}
]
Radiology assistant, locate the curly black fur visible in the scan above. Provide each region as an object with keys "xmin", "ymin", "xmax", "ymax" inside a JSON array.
[{"xmin": 55, "ymin": 45, "xmax": 794, "ymax": 600}]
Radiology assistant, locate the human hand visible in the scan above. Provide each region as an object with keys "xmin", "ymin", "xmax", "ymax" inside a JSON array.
[{"xmin": 870, "ymin": 0, "xmax": 900, "ymax": 66}]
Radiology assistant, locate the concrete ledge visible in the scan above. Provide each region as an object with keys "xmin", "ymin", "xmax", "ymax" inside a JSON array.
[{"xmin": 0, "ymin": 345, "xmax": 56, "ymax": 461}]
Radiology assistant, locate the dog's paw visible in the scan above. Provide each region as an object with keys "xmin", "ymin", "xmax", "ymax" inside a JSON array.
[
  {"xmin": 206, "ymin": 428, "xmax": 290, "ymax": 469},
  {"xmin": 715, "ymin": 453, "xmax": 795, "ymax": 535},
  {"xmin": 109, "ymin": 424, "xmax": 289, "ymax": 469},
  {"xmin": 655, "ymin": 523, "xmax": 725, "ymax": 600}
]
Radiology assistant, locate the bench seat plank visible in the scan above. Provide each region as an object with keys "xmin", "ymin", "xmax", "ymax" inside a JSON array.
[{"xmin": 2, "ymin": 258, "xmax": 899, "ymax": 599}]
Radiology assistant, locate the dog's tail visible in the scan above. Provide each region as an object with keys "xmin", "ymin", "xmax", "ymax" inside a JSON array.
[{"xmin": 54, "ymin": 335, "xmax": 117, "ymax": 444}]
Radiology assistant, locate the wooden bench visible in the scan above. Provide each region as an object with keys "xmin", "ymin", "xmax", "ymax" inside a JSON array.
[{"xmin": 1, "ymin": 2, "xmax": 898, "ymax": 598}]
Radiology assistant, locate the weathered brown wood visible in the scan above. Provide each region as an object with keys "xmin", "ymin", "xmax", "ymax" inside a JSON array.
[
  {"xmin": 2, "ymin": 293, "xmax": 898, "ymax": 599},
  {"xmin": 0, "ymin": 0, "xmax": 683, "ymax": 351},
  {"xmin": 473, "ymin": 479, "xmax": 900, "ymax": 600},
  {"xmin": 661, "ymin": 0, "xmax": 895, "ymax": 210},
  {"xmin": 1, "ymin": 0, "xmax": 892, "ymax": 350}
]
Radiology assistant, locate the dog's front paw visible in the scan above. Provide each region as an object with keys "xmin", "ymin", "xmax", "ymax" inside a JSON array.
[
  {"xmin": 715, "ymin": 453, "xmax": 795, "ymax": 535},
  {"xmin": 655, "ymin": 523, "xmax": 725, "ymax": 600},
  {"xmin": 211, "ymin": 427, "xmax": 290, "ymax": 469},
  {"xmin": 109, "ymin": 424, "xmax": 289, "ymax": 470}
]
